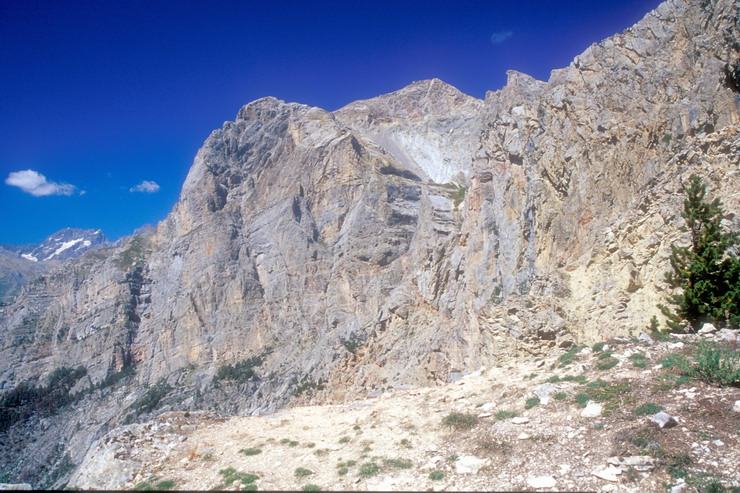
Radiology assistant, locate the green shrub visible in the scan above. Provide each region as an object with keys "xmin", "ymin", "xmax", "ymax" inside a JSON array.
[
  {"xmin": 575, "ymin": 393, "xmax": 590, "ymax": 408},
  {"xmin": 633, "ymin": 403, "xmax": 663, "ymax": 415},
  {"xmin": 597, "ymin": 358, "xmax": 619, "ymax": 371},
  {"xmin": 667, "ymin": 453, "xmax": 693, "ymax": 479},
  {"xmin": 524, "ymin": 397, "xmax": 540, "ymax": 409},
  {"xmin": 214, "ymin": 354, "xmax": 266, "ymax": 384},
  {"xmin": 686, "ymin": 341, "xmax": 740, "ymax": 386},
  {"xmin": 592, "ymin": 343, "xmax": 606, "ymax": 352},
  {"xmin": 359, "ymin": 462, "xmax": 380, "ymax": 477},
  {"xmin": 630, "ymin": 353, "xmax": 648, "ymax": 369},
  {"xmin": 494, "ymin": 409, "xmax": 518, "ymax": 420},
  {"xmin": 133, "ymin": 477, "xmax": 176, "ymax": 491},
  {"xmin": 133, "ymin": 478, "xmax": 176, "ymax": 490},
  {"xmin": 239, "ymin": 448, "xmax": 262, "ymax": 456},
  {"xmin": 295, "ymin": 468, "xmax": 313, "ymax": 478},
  {"xmin": 302, "ymin": 485, "xmax": 321, "ymax": 492},
  {"xmin": 554, "ymin": 392, "xmax": 567, "ymax": 400},
  {"xmin": 219, "ymin": 468, "xmax": 258, "ymax": 488},
  {"xmin": 129, "ymin": 379, "xmax": 172, "ymax": 416},
  {"xmin": 575, "ymin": 379, "xmax": 630, "ymax": 409},
  {"xmin": 562, "ymin": 375, "xmax": 587, "ymax": 384},
  {"xmin": 338, "ymin": 436, "xmax": 350, "ymax": 444},
  {"xmin": 559, "ymin": 347, "xmax": 583, "ymax": 367},
  {"xmin": 660, "ymin": 353, "xmax": 690, "ymax": 370},
  {"xmin": 442, "ymin": 412, "xmax": 478, "ymax": 430},
  {"xmin": 429, "ymin": 470, "xmax": 444, "ymax": 480},
  {"xmin": 383, "ymin": 458, "xmax": 412, "ymax": 469}
]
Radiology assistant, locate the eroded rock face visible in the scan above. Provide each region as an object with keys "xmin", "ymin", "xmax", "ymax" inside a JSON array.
[{"xmin": 0, "ymin": 0, "xmax": 738, "ymax": 487}]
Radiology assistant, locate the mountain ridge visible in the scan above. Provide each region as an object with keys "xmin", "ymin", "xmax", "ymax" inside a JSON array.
[{"xmin": 0, "ymin": 0, "xmax": 738, "ymax": 487}]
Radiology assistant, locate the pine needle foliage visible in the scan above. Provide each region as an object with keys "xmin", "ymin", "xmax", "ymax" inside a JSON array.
[{"xmin": 658, "ymin": 175, "xmax": 739, "ymax": 331}]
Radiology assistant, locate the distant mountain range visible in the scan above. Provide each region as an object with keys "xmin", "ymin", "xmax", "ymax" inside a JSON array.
[
  {"xmin": 0, "ymin": 228, "xmax": 108, "ymax": 302},
  {"xmin": 3, "ymin": 227, "xmax": 108, "ymax": 263}
]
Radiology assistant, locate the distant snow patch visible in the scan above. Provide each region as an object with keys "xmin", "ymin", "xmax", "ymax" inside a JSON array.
[
  {"xmin": 21, "ymin": 253, "xmax": 38, "ymax": 262},
  {"xmin": 45, "ymin": 237, "xmax": 84, "ymax": 260}
]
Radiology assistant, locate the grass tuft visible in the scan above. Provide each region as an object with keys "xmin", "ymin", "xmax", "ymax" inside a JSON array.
[
  {"xmin": 524, "ymin": 397, "xmax": 540, "ymax": 409},
  {"xmin": 295, "ymin": 468, "xmax": 314, "ymax": 478},
  {"xmin": 359, "ymin": 462, "xmax": 380, "ymax": 477},
  {"xmin": 633, "ymin": 403, "xmax": 662, "ymax": 415},
  {"xmin": 687, "ymin": 342, "xmax": 740, "ymax": 387},
  {"xmin": 429, "ymin": 470, "xmax": 444, "ymax": 481},
  {"xmin": 442, "ymin": 412, "xmax": 478, "ymax": 430},
  {"xmin": 494, "ymin": 409, "xmax": 518, "ymax": 420},
  {"xmin": 239, "ymin": 448, "xmax": 262, "ymax": 456}
]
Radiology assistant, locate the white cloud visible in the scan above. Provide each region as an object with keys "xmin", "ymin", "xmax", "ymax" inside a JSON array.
[
  {"xmin": 490, "ymin": 30, "xmax": 513, "ymax": 45},
  {"xmin": 130, "ymin": 180, "xmax": 160, "ymax": 193},
  {"xmin": 5, "ymin": 169, "xmax": 77, "ymax": 196}
]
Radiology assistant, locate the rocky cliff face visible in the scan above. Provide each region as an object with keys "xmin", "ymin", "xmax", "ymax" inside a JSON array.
[{"xmin": 0, "ymin": 0, "xmax": 738, "ymax": 487}]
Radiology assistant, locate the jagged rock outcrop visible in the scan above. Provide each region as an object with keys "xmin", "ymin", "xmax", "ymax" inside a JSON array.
[{"xmin": 0, "ymin": 0, "xmax": 738, "ymax": 487}]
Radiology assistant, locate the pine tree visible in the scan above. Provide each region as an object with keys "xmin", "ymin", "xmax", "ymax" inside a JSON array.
[{"xmin": 658, "ymin": 175, "xmax": 739, "ymax": 331}]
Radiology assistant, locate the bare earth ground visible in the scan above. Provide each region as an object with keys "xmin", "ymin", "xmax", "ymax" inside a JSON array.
[{"xmin": 72, "ymin": 332, "xmax": 739, "ymax": 492}]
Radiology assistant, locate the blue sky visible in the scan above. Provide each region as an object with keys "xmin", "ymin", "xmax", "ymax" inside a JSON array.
[{"xmin": 1, "ymin": 0, "xmax": 661, "ymax": 245}]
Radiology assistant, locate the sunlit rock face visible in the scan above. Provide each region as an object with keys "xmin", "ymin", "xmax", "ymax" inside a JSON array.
[{"xmin": 0, "ymin": 0, "xmax": 738, "ymax": 487}]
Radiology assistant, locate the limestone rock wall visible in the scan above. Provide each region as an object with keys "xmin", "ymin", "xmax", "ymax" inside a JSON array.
[{"xmin": 0, "ymin": 0, "xmax": 738, "ymax": 486}]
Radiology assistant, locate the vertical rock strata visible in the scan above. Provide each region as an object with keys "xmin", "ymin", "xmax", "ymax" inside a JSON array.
[{"xmin": 0, "ymin": 0, "xmax": 738, "ymax": 485}]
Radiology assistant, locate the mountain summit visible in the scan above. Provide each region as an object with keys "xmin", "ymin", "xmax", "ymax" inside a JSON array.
[{"xmin": 3, "ymin": 227, "xmax": 107, "ymax": 263}]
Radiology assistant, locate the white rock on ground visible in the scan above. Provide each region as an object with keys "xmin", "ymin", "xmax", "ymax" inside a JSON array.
[
  {"xmin": 593, "ymin": 464, "xmax": 622, "ymax": 482},
  {"xmin": 455, "ymin": 456, "xmax": 488, "ymax": 474},
  {"xmin": 651, "ymin": 411, "xmax": 678, "ymax": 428},
  {"xmin": 581, "ymin": 401, "xmax": 603, "ymax": 417},
  {"xmin": 527, "ymin": 475, "xmax": 557, "ymax": 489}
]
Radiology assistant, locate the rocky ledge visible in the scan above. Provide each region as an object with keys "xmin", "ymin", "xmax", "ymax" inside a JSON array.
[{"xmin": 69, "ymin": 330, "xmax": 739, "ymax": 492}]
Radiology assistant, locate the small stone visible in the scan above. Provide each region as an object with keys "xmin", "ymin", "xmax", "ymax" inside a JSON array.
[
  {"xmin": 651, "ymin": 412, "xmax": 678, "ymax": 429},
  {"xmin": 671, "ymin": 482, "xmax": 689, "ymax": 493},
  {"xmin": 517, "ymin": 433, "xmax": 531, "ymax": 440},
  {"xmin": 511, "ymin": 417, "xmax": 530, "ymax": 424},
  {"xmin": 638, "ymin": 333, "xmax": 654, "ymax": 345},
  {"xmin": 527, "ymin": 476, "xmax": 557, "ymax": 489},
  {"xmin": 534, "ymin": 383, "xmax": 559, "ymax": 405},
  {"xmin": 698, "ymin": 323, "xmax": 717, "ymax": 334},
  {"xmin": 481, "ymin": 402, "xmax": 496, "ymax": 412},
  {"xmin": 712, "ymin": 440, "xmax": 724, "ymax": 447},
  {"xmin": 477, "ymin": 412, "xmax": 492, "ymax": 418},
  {"xmin": 581, "ymin": 401, "xmax": 603, "ymax": 417},
  {"xmin": 593, "ymin": 464, "xmax": 622, "ymax": 482},
  {"xmin": 733, "ymin": 401, "xmax": 740, "ymax": 413},
  {"xmin": 455, "ymin": 456, "xmax": 488, "ymax": 474},
  {"xmin": 717, "ymin": 329, "xmax": 737, "ymax": 342},
  {"xmin": 426, "ymin": 445, "xmax": 439, "ymax": 452}
]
